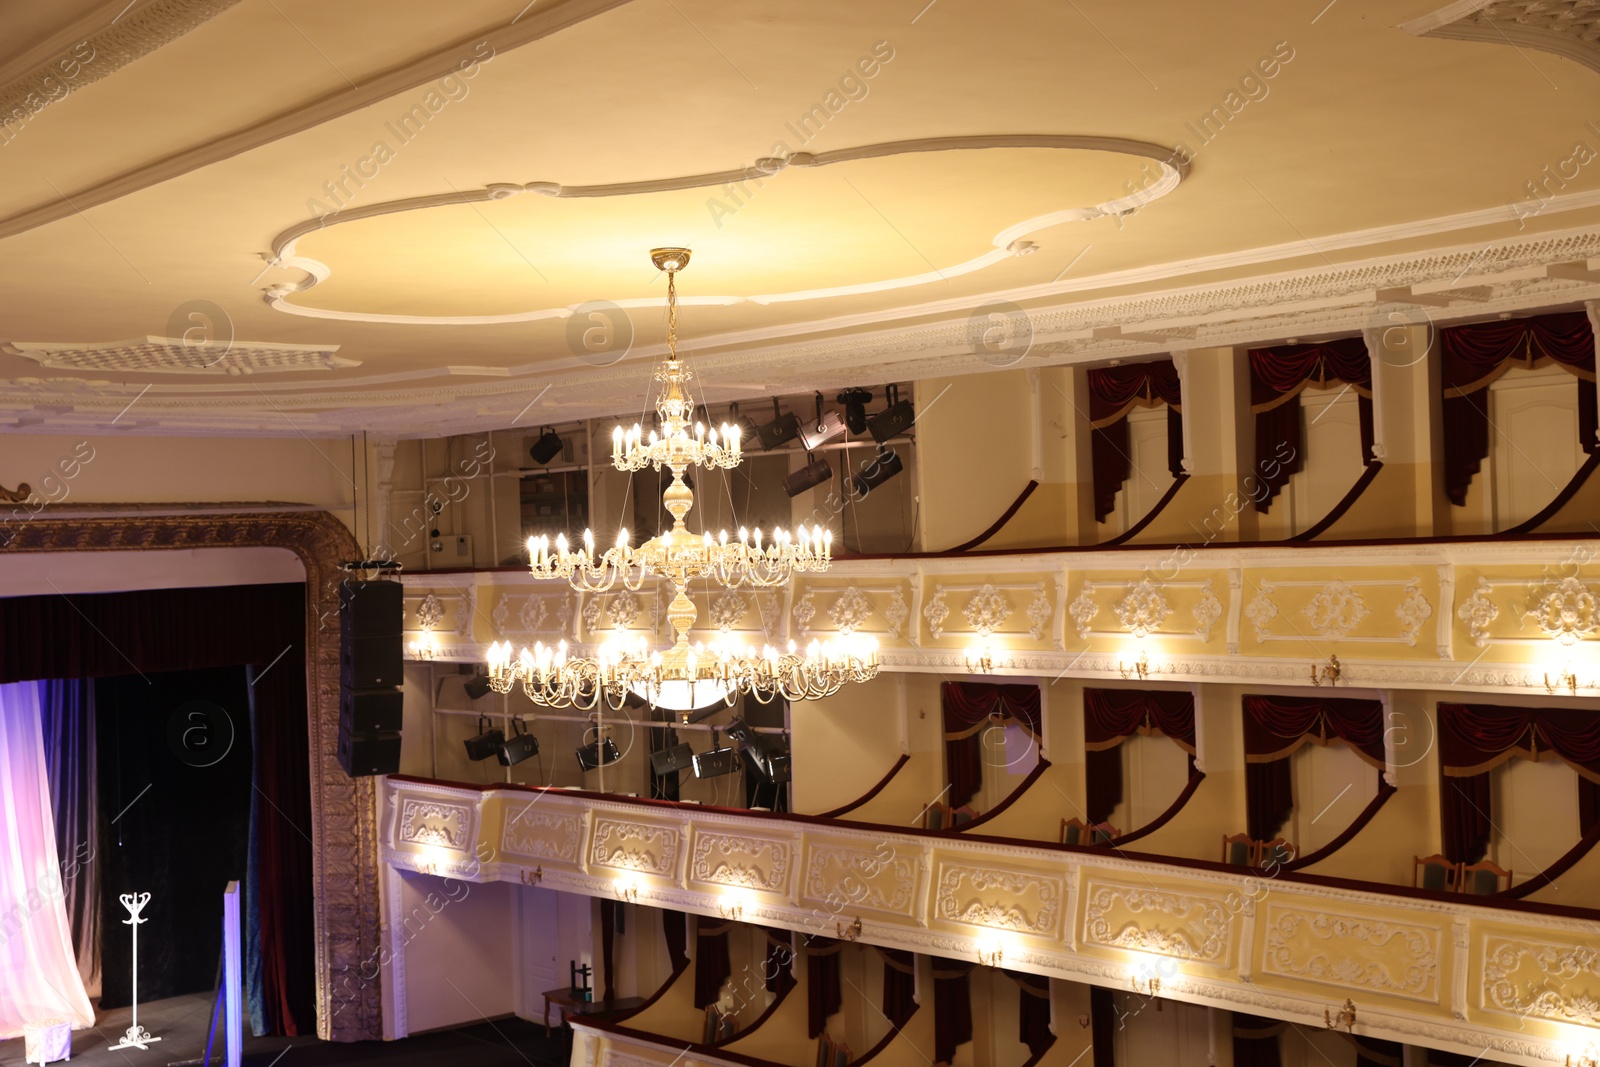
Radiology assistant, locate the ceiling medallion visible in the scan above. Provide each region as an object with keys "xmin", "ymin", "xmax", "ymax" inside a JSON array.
[{"xmin": 489, "ymin": 249, "xmax": 879, "ymax": 711}]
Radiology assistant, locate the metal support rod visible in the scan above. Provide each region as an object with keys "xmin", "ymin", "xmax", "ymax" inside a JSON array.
[{"xmin": 429, "ymin": 705, "xmax": 786, "ymax": 733}]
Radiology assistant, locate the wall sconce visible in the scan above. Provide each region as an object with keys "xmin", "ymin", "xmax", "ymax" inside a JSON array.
[
  {"xmin": 409, "ymin": 632, "xmax": 439, "ymax": 659},
  {"xmin": 614, "ymin": 877, "xmax": 639, "ymax": 903},
  {"xmin": 1324, "ymin": 999, "xmax": 1357, "ymax": 1032},
  {"xmin": 965, "ymin": 638, "xmax": 995, "ymax": 674},
  {"xmin": 1130, "ymin": 973, "xmax": 1161, "ymax": 997},
  {"xmin": 1310, "ymin": 654, "xmax": 1341, "ymax": 687},
  {"xmin": 719, "ymin": 894, "xmax": 748, "ymax": 921},
  {"xmin": 521, "ymin": 866, "xmax": 543, "ymax": 885},
  {"xmin": 415, "ymin": 861, "xmax": 438, "ymax": 876},
  {"xmin": 975, "ymin": 937, "xmax": 1004, "ymax": 967},
  {"xmin": 1119, "ymin": 649, "xmax": 1150, "ymax": 681},
  {"xmin": 836, "ymin": 917, "xmax": 862, "ymax": 942},
  {"xmin": 1547, "ymin": 663, "xmax": 1580, "ymax": 695},
  {"xmin": 1566, "ymin": 1047, "xmax": 1599, "ymax": 1067}
]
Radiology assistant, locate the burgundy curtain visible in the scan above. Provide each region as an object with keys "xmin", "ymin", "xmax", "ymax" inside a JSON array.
[
  {"xmin": 879, "ymin": 948, "xmax": 916, "ymax": 1031},
  {"xmin": 694, "ymin": 919, "xmax": 733, "ymax": 1009},
  {"xmin": 1089, "ymin": 986, "xmax": 1117, "ymax": 1067},
  {"xmin": 1231, "ymin": 1014, "xmax": 1285, "ymax": 1067},
  {"xmin": 1083, "ymin": 688, "xmax": 1196, "ymax": 823},
  {"xmin": 1440, "ymin": 311, "xmax": 1597, "ymax": 505},
  {"xmin": 599, "ymin": 900, "xmax": 618, "ymax": 1002},
  {"xmin": 1352, "ymin": 1035, "xmax": 1404, "ymax": 1067},
  {"xmin": 1242, "ymin": 695, "xmax": 1383, "ymax": 841},
  {"xmin": 1248, "ymin": 338, "xmax": 1374, "ymax": 512},
  {"xmin": 1088, "ymin": 360, "xmax": 1184, "ymax": 522},
  {"xmin": 1003, "ymin": 970, "xmax": 1054, "ymax": 1057},
  {"xmin": 249, "ymin": 654, "xmax": 315, "ymax": 1035},
  {"xmin": 765, "ymin": 929, "xmax": 796, "ymax": 995},
  {"xmin": 1438, "ymin": 702, "xmax": 1600, "ymax": 862},
  {"xmin": 804, "ymin": 935, "xmax": 843, "ymax": 1038},
  {"xmin": 663, "ymin": 909, "xmax": 689, "ymax": 973},
  {"xmin": 943, "ymin": 682, "xmax": 1042, "ymax": 809},
  {"xmin": 931, "ymin": 959, "xmax": 976, "ymax": 1064}
]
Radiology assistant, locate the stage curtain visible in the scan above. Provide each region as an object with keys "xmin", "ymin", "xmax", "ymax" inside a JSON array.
[
  {"xmin": 804, "ymin": 935, "xmax": 843, "ymax": 1038},
  {"xmin": 1242, "ymin": 694, "xmax": 1382, "ymax": 841},
  {"xmin": 1248, "ymin": 338, "xmax": 1374, "ymax": 512},
  {"xmin": 247, "ymin": 653, "xmax": 315, "ymax": 1037},
  {"xmin": 1232, "ymin": 1013, "xmax": 1286, "ymax": 1067},
  {"xmin": 0, "ymin": 583, "xmax": 307, "ymax": 683},
  {"xmin": 931, "ymin": 959, "xmax": 976, "ymax": 1064},
  {"xmin": 0, "ymin": 681, "xmax": 95, "ymax": 1038},
  {"xmin": 943, "ymin": 682, "xmax": 1042, "ymax": 808},
  {"xmin": 1088, "ymin": 360, "xmax": 1184, "ymax": 522},
  {"xmin": 663, "ymin": 909, "xmax": 689, "ymax": 972},
  {"xmin": 600, "ymin": 900, "xmax": 617, "ymax": 1002},
  {"xmin": 1352, "ymin": 1035, "xmax": 1404, "ymax": 1067},
  {"xmin": 765, "ymin": 929, "xmax": 795, "ymax": 996},
  {"xmin": 694, "ymin": 918, "xmax": 733, "ymax": 1009},
  {"xmin": 1089, "ymin": 986, "xmax": 1117, "ymax": 1067},
  {"xmin": 1440, "ymin": 311, "xmax": 1597, "ymax": 505},
  {"xmin": 40, "ymin": 679, "xmax": 99, "ymax": 996},
  {"xmin": 878, "ymin": 948, "xmax": 916, "ymax": 1030},
  {"xmin": 1438, "ymin": 702, "xmax": 1600, "ymax": 863},
  {"xmin": 1083, "ymin": 688, "xmax": 1196, "ymax": 823},
  {"xmin": 1003, "ymin": 970, "xmax": 1055, "ymax": 1057}
]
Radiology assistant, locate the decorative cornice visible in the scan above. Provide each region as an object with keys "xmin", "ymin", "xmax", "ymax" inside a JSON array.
[
  {"xmin": 3, "ymin": 336, "xmax": 355, "ymax": 375},
  {"xmin": 1402, "ymin": 0, "xmax": 1600, "ymax": 77}
]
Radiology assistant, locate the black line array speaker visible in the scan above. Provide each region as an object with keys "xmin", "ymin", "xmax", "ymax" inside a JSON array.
[{"xmin": 338, "ymin": 579, "xmax": 404, "ymax": 777}]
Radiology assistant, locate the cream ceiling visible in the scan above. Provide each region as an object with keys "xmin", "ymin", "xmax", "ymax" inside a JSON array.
[{"xmin": 1, "ymin": 0, "xmax": 1599, "ymax": 436}]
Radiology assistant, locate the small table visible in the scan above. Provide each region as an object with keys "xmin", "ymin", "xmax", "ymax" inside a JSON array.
[
  {"xmin": 540, "ymin": 989, "xmax": 649, "ymax": 1036},
  {"xmin": 23, "ymin": 1020, "xmax": 71, "ymax": 1065}
]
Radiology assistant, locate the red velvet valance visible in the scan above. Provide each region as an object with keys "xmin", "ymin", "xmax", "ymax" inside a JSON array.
[
  {"xmin": 1439, "ymin": 311, "xmax": 1597, "ymax": 506},
  {"xmin": 1083, "ymin": 687, "xmax": 1196, "ymax": 752},
  {"xmin": 931, "ymin": 959, "xmax": 976, "ymax": 1064},
  {"xmin": 943, "ymin": 681, "xmax": 1041, "ymax": 808},
  {"xmin": 1088, "ymin": 360, "xmax": 1184, "ymax": 523},
  {"xmin": 1438, "ymin": 703, "xmax": 1600, "ymax": 782},
  {"xmin": 803, "ymin": 934, "xmax": 842, "ymax": 1038},
  {"xmin": 1248, "ymin": 338, "xmax": 1375, "ymax": 512},
  {"xmin": 1242, "ymin": 694, "xmax": 1385, "ymax": 768},
  {"xmin": 694, "ymin": 918, "xmax": 733, "ymax": 1009}
]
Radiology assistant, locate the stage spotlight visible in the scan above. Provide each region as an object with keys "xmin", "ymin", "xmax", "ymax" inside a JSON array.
[
  {"xmin": 530, "ymin": 427, "xmax": 565, "ymax": 464},
  {"xmin": 838, "ymin": 389, "xmax": 873, "ymax": 435},
  {"xmin": 755, "ymin": 398, "xmax": 801, "ymax": 451},
  {"xmin": 848, "ymin": 446, "xmax": 904, "ymax": 498},
  {"xmin": 576, "ymin": 736, "xmax": 621, "ymax": 771},
  {"xmin": 728, "ymin": 401, "xmax": 761, "ymax": 442},
  {"xmin": 783, "ymin": 453, "xmax": 833, "ymax": 497},
  {"xmin": 693, "ymin": 730, "xmax": 739, "ymax": 778},
  {"xmin": 463, "ymin": 673, "xmax": 493, "ymax": 701},
  {"xmin": 800, "ymin": 393, "xmax": 846, "ymax": 451},
  {"xmin": 498, "ymin": 718, "xmax": 540, "ymax": 766},
  {"xmin": 868, "ymin": 384, "xmax": 915, "ymax": 443},
  {"xmin": 650, "ymin": 741, "xmax": 695, "ymax": 775},
  {"xmin": 464, "ymin": 715, "xmax": 505, "ymax": 761},
  {"xmin": 723, "ymin": 717, "xmax": 754, "ymax": 744}
]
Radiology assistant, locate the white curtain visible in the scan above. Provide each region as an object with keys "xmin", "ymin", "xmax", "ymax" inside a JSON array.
[{"xmin": 0, "ymin": 681, "xmax": 95, "ymax": 1037}]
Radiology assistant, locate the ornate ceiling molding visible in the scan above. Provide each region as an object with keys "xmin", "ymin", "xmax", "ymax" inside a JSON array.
[
  {"xmin": 1401, "ymin": 0, "xmax": 1600, "ymax": 76},
  {"xmin": 262, "ymin": 134, "xmax": 1187, "ymax": 325},
  {"xmin": 3, "ymin": 336, "xmax": 355, "ymax": 375}
]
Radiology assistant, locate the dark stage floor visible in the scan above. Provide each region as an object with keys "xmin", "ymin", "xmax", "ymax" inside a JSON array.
[{"xmin": 0, "ymin": 993, "xmax": 573, "ymax": 1067}]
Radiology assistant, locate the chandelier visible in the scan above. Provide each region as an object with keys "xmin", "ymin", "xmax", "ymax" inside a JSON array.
[{"xmin": 489, "ymin": 248, "xmax": 880, "ymax": 711}]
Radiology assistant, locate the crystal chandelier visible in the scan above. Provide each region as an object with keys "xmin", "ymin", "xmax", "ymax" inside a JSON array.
[{"xmin": 489, "ymin": 248, "xmax": 880, "ymax": 711}]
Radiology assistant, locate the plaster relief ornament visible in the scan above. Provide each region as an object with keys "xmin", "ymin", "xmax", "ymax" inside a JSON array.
[
  {"xmin": 1457, "ymin": 577, "xmax": 1499, "ymax": 646},
  {"xmin": 962, "ymin": 584, "xmax": 1011, "ymax": 635},
  {"xmin": 1303, "ymin": 580, "xmax": 1370, "ymax": 640},
  {"xmin": 830, "ymin": 586, "xmax": 873, "ymax": 634},
  {"xmin": 1114, "ymin": 579, "xmax": 1172, "ymax": 638},
  {"xmin": 1525, "ymin": 576, "xmax": 1600, "ymax": 645}
]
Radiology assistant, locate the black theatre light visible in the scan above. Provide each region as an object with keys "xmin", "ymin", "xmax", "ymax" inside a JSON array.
[
  {"xmin": 464, "ymin": 715, "xmax": 505, "ymax": 762},
  {"xmin": 799, "ymin": 392, "xmax": 846, "ymax": 451},
  {"xmin": 783, "ymin": 453, "xmax": 833, "ymax": 498},
  {"xmin": 693, "ymin": 730, "xmax": 739, "ymax": 779},
  {"xmin": 498, "ymin": 717, "xmax": 540, "ymax": 766},
  {"xmin": 755, "ymin": 398, "xmax": 801, "ymax": 451},
  {"xmin": 576, "ymin": 735, "xmax": 622, "ymax": 772},
  {"xmin": 529, "ymin": 426, "xmax": 565, "ymax": 464},
  {"xmin": 838, "ymin": 389, "xmax": 873, "ymax": 435},
  {"xmin": 463, "ymin": 673, "xmax": 493, "ymax": 701},
  {"xmin": 848, "ymin": 446, "xmax": 904, "ymax": 498},
  {"xmin": 867, "ymin": 384, "xmax": 915, "ymax": 443},
  {"xmin": 723, "ymin": 717, "xmax": 754, "ymax": 744},
  {"xmin": 650, "ymin": 741, "xmax": 695, "ymax": 775}
]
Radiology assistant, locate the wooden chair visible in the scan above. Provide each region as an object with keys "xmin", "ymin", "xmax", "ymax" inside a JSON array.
[
  {"xmin": 924, "ymin": 802, "xmax": 951, "ymax": 830},
  {"xmin": 1258, "ymin": 838, "xmax": 1296, "ymax": 869},
  {"xmin": 1413, "ymin": 854, "xmax": 1459, "ymax": 892},
  {"xmin": 1061, "ymin": 817, "xmax": 1089, "ymax": 845},
  {"xmin": 951, "ymin": 805, "xmax": 979, "ymax": 826},
  {"xmin": 1459, "ymin": 859, "xmax": 1512, "ymax": 895},
  {"xmin": 1221, "ymin": 833, "xmax": 1257, "ymax": 867},
  {"xmin": 1090, "ymin": 821, "xmax": 1120, "ymax": 844}
]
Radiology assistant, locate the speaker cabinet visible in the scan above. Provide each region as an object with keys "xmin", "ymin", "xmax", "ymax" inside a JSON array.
[
  {"xmin": 337, "ymin": 725, "xmax": 401, "ymax": 777},
  {"xmin": 340, "ymin": 687, "xmax": 403, "ymax": 734},
  {"xmin": 340, "ymin": 579, "xmax": 404, "ymax": 688}
]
